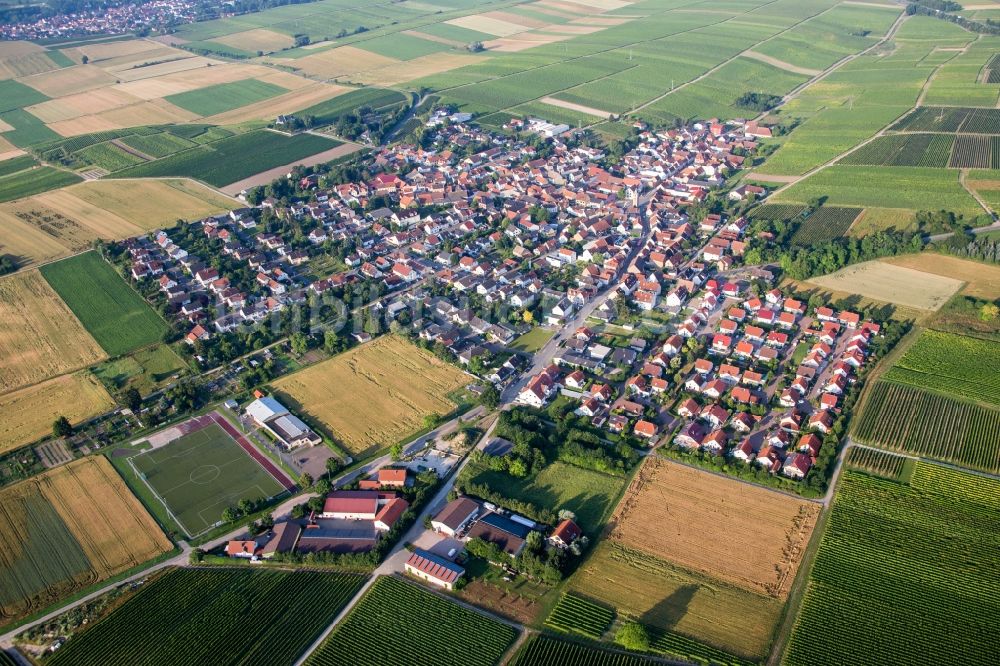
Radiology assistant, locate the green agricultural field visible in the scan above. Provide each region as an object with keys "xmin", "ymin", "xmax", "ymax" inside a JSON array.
[
  {"xmin": 91, "ymin": 345, "xmax": 187, "ymax": 395},
  {"xmin": 118, "ymin": 132, "xmax": 196, "ymax": 158},
  {"xmin": 544, "ymin": 593, "xmax": 614, "ymax": 640},
  {"xmin": 110, "ymin": 131, "xmax": 340, "ymax": 187},
  {"xmin": 789, "ymin": 206, "xmax": 862, "ymax": 245},
  {"xmin": 307, "ymin": 576, "xmax": 518, "ymax": 666},
  {"xmin": 0, "ymin": 489, "xmax": 91, "ymax": 621},
  {"xmin": 774, "ymin": 166, "xmax": 982, "ymax": 217},
  {"xmin": 73, "ymin": 142, "xmax": 147, "ymax": 172},
  {"xmin": 853, "ymin": 381, "xmax": 1000, "ymax": 474},
  {"xmin": 784, "ymin": 465, "xmax": 1000, "ymax": 666},
  {"xmin": 0, "ymin": 108, "xmax": 60, "ymax": 148},
  {"xmin": 511, "ymin": 635, "xmax": 666, "ymax": 666},
  {"xmin": 165, "ymin": 79, "xmax": 289, "ymax": 116},
  {"xmin": 0, "ymin": 155, "xmax": 37, "ymax": 178},
  {"xmin": 45, "ymin": 568, "xmax": 367, "ymax": 666},
  {"xmin": 0, "ymin": 80, "xmax": 49, "ymax": 114},
  {"xmin": 131, "ymin": 420, "xmax": 287, "ymax": 537},
  {"xmin": 838, "ymin": 134, "xmax": 954, "ymax": 167},
  {"xmin": 640, "ymin": 57, "xmax": 808, "ymax": 123},
  {"xmin": 883, "ymin": 330, "xmax": 1000, "ymax": 405},
  {"xmin": 0, "ymin": 165, "xmax": 81, "ymax": 203},
  {"xmin": 356, "ymin": 33, "xmax": 448, "ymax": 60},
  {"xmin": 755, "ymin": 41, "xmax": 947, "ymax": 176},
  {"xmin": 461, "ymin": 460, "xmax": 626, "ymax": 534},
  {"xmin": 40, "ymin": 252, "xmax": 168, "ymax": 357},
  {"xmin": 748, "ymin": 202, "xmax": 808, "ymax": 221},
  {"xmin": 296, "ymin": 87, "xmax": 407, "ymax": 126},
  {"xmin": 845, "ymin": 447, "xmax": 911, "ymax": 482}
]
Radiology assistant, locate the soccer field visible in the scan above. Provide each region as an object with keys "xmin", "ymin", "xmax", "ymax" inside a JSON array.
[{"xmin": 132, "ymin": 420, "xmax": 286, "ymax": 536}]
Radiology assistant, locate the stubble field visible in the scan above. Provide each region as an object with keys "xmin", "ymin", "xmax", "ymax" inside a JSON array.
[
  {"xmin": 272, "ymin": 336, "xmax": 468, "ymax": 458},
  {"xmin": 806, "ymin": 260, "xmax": 964, "ymax": 311},
  {"xmin": 610, "ymin": 457, "xmax": 819, "ymax": 599},
  {"xmin": 0, "ymin": 270, "xmax": 106, "ymax": 394},
  {"xmin": 0, "ymin": 456, "xmax": 172, "ymax": 625},
  {"xmin": 0, "ymin": 372, "xmax": 114, "ymax": 455}
]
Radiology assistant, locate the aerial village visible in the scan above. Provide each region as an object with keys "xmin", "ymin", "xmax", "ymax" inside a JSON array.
[{"xmin": 118, "ymin": 112, "xmax": 883, "ymax": 586}]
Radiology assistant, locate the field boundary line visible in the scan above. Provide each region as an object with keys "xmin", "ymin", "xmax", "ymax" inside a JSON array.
[
  {"xmin": 629, "ymin": 0, "xmax": 847, "ymax": 115},
  {"xmin": 126, "ymin": 454, "xmax": 194, "ymax": 538}
]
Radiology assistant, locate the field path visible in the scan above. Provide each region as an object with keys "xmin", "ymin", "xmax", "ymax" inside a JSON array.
[
  {"xmin": 110, "ymin": 139, "xmax": 153, "ymax": 162},
  {"xmin": 539, "ymin": 96, "xmax": 612, "ymax": 118},
  {"xmin": 742, "ymin": 50, "xmax": 820, "ymax": 77},
  {"xmin": 218, "ymin": 139, "xmax": 363, "ymax": 195}
]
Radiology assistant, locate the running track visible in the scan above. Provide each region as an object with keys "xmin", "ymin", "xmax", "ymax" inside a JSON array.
[{"xmin": 207, "ymin": 411, "xmax": 297, "ymax": 493}]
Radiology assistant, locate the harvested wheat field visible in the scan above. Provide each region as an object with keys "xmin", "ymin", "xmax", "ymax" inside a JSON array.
[
  {"xmin": 485, "ymin": 34, "xmax": 572, "ymax": 52},
  {"xmin": 0, "ymin": 198, "xmax": 104, "ymax": 253},
  {"xmin": 273, "ymin": 335, "xmax": 468, "ymax": 457},
  {"xmin": 0, "ymin": 270, "xmax": 105, "ymax": 394},
  {"xmin": 63, "ymin": 38, "xmax": 163, "ymax": 64},
  {"xmin": 215, "ymin": 28, "xmax": 295, "ymax": 53},
  {"xmin": 25, "ymin": 87, "xmax": 143, "ymax": 123},
  {"xmin": 67, "ymin": 179, "xmax": 236, "ymax": 227},
  {"xmin": 352, "ymin": 53, "xmax": 483, "ymax": 86},
  {"xmin": 0, "ymin": 136, "xmax": 24, "ymax": 161},
  {"xmin": 0, "ymin": 52, "xmax": 62, "ymax": 79},
  {"xmin": 571, "ymin": 540, "xmax": 782, "ymax": 661},
  {"xmin": 7, "ymin": 189, "xmax": 143, "ymax": 240},
  {"xmin": 882, "ymin": 253, "xmax": 1000, "ymax": 300},
  {"xmin": 21, "ymin": 64, "xmax": 118, "ymax": 97},
  {"xmin": 287, "ymin": 45, "xmax": 399, "ymax": 79},
  {"xmin": 90, "ymin": 46, "xmax": 193, "ymax": 73},
  {"xmin": 0, "ymin": 372, "xmax": 114, "ymax": 455},
  {"xmin": 611, "ymin": 457, "xmax": 820, "ymax": 599},
  {"xmin": 446, "ymin": 15, "xmax": 531, "ymax": 37},
  {"xmin": 47, "ymin": 99, "xmax": 196, "ymax": 136},
  {"xmin": 111, "ymin": 56, "xmax": 220, "ymax": 83},
  {"xmin": 807, "ymin": 260, "xmax": 964, "ymax": 311},
  {"xmin": 0, "ymin": 41, "xmax": 44, "ymax": 57},
  {"xmin": 0, "ymin": 207, "xmax": 71, "ymax": 266},
  {"xmin": 0, "ymin": 456, "xmax": 172, "ymax": 624}
]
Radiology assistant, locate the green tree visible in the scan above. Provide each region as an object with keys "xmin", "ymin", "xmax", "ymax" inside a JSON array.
[
  {"xmin": 222, "ymin": 506, "xmax": 238, "ymax": 523},
  {"xmin": 300, "ymin": 472, "xmax": 313, "ymax": 488},
  {"xmin": 979, "ymin": 303, "xmax": 999, "ymax": 322},
  {"xmin": 615, "ymin": 621, "xmax": 650, "ymax": 651},
  {"xmin": 390, "ymin": 441, "xmax": 404, "ymax": 460},
  {"xmin": 53, "ymin": 416, "xmax": 73, "ymax": 438},
  {"xmin": 480, "ymin": 384, "xmax": 501, "ymax": 409},
  {"xmin": 290, "ymin": 332, "xmax": 309, "ymax": 355},
  {"xmin": 124, "ymin": 387, "xmax": 142, "ymax": 413}
]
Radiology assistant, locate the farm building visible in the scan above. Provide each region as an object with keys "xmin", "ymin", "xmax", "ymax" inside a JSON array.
[
  {"xmin": 549, "ymin": 519, "xmax": 582, "ymax": 549},
  {"xmin": 467, "ymin": 512, "xmax": 531, "ymax": 558},
  {"xmin": 225, "ymin": 540, "xmax": 259, "ymax": 559},
  {"xmin": 260, "ymin": 521, "xmax": 301, "ymax": 558},
  {"xmin": 296, "ymin": 522, "xmax": 378, "ymax": 554},
  {"xmin": 405, "ymin": 548, "xmax": 466, "ymax": 590},
  {"xmin": 245, "ymin": 396, "xmax": 321, "ymax": 449},
  {"xmin": 431, "ymin": 497, "xmax": 480, "ymax": 537}
]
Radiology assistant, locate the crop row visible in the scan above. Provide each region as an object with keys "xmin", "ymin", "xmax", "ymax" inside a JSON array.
[
  {"xmin": 852, "ymin": 381, "xmax": 1000, "ymax": 474},
  {"xmin": 845, "ymin": 447, "xmax": 906, "ymax": 481},
  {"xmin": 839, "ymin": 134, "xmax": 953, "ymax": 167},
  {"xmin": 785, "ymin": 467, "xmax": 1000, "ymax": 665},
  {"xmin": 306, "ymin": 576, "xmax": 518, "ymax": 666},
  {"xmin": 73, "ymin": 142, "xmax": 148, "ymax": 172},
  {"xmin": 789, "ymin": 206, "xmax": 861, "ymax": 245},
  {"xmin": 948, "ymin": 135, "xmax": 993, "ymax": 168},
  {"xmin": 110, "ymin": 130, "xmax": 340, "ymax": 187},
  {"xmin": 544, "ymin": 593, "xmax": 614, "ymax": 639},
  {"xmin": 46, "ymin": 568, "xmax": 366, "ymax": 666},
  {"xmin": 648, "ymin": 628, "xmax": 754, "ymax": 666},
  {"xmin": 511, "ymin": 635, "xmax": 662, "ymax": 666},
  {"xmin": 888, "ymin": 329, "xmax": 1000, "ymax": 405}
]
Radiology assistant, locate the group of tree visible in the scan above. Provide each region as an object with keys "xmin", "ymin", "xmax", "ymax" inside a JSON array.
[{"xmin": 735, "ymin": 92, "xmax": 783, "ymax": 112}]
